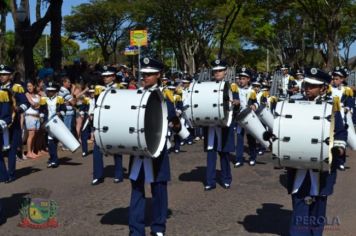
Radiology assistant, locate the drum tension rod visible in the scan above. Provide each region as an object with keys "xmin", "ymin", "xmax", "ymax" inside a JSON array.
[
  {"xmin": 129, "ymin": 127, "xmax": 145, "ymax": 133},
  {"xmin": 94, "ymin": 126, "xmax": 109, "ymax": 132},
  {"xmin": 131, "ymin": 105, "xmax": 147, "ymax": 110}
]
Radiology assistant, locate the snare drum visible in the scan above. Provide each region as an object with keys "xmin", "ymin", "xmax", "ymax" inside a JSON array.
[
  {"xmin": 272, "ymin": 100, "xmax": 331, "ymax": 170},
  {"xmin": 184, "ymin": 80, "xmax": 233, "ymax": 127},
  {"xmin": 94, "ymin": 88, "xmax": 168, "ymax": 158}
]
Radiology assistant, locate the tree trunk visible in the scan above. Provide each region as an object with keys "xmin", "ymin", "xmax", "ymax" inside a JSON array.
[
  {"xmin": 0, "ymin": 12, "xmax": 6, "ymax": 63},
  {"xmin": 50, "ymin": 0, "xmax": 63, "ymax": 73}
]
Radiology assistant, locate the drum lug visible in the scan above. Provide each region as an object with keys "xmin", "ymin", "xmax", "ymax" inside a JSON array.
[
  {"xmin": 106, "ymin": 145, "xmax": 112, "ymax": 149},
  {"xmin": 310, "ymin": 157, "xmax": 318, "ymax": 162},
  {"xmin": 110, "ymin": 89, "xmax": 117, "ymax": 94},
  {"xmin": 213, "ymin": 89, "xmax": 218, "ymax": 92},
  {"xmin": 213, "ymin": 104, "xmax": 217, "ymax": 107},
  {"xmin": 313, "ymin": 116, "xmax": 321, "ymax": 120},
  {"xmin": 194, "ymin": 104, "xmax": 198, "ymax": 108},
  {"xmin": 324, "ymin": 137, "xmax": 330, "ymax": 145},
  {"xmin": 118, "ymin": 145, "xmax": 125, "ymax": 149},
  {"xmin": 104, "ymin": 105, "xmax": 110, "ymax": 109},
  {"xmin": 282, "ymin": 137, "xmax": 290, "ymax": 142},
  {"xmin": 283, "ymin": 155, "xmax": 290, "ymax": 160},
  {"xmin": 137, "ymin": 90, "xmax": 143, "ymax": 94},
  {"xmin": 194, "ymin": 90, "xmax": 199, "ymax": 93},
  {"xmin": 311, "ymin": 138, "xmax": 319, "ymax": 144},
  {"xmin": 129, "ymin": 127, "xmax": 145, "ymax": 133},
  {"xmin": 285, "ymin": 114, "xmax": 292, "ymax": 119}
]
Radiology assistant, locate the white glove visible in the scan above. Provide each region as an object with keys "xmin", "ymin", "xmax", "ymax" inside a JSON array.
[{"xmin": 0, "ymin": 119, "xmax": 7, "ymax": 129}]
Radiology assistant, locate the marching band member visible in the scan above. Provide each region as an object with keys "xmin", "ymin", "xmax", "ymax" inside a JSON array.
[
  {"xmin": 81, "ymin": 85, "xmax": 96, "ymax": 157},
  {"xmin": 0, "ymin": 88, "xmax": 12, "ymax": 183},
  {"xmin": 76, "ymin": 92, "xmax": 91, "ymax": 157},
  {"xmin": 329, "ymin": 66, "xmax": 353, "ymax": 171},
  {"xmin": 0, "ymin": 64, "xmax": 29, "ymax": 183},
  {"xmin": 91, "ymin": 66, "xmax": 123, "ymax": 185},
  {"xmin": 235, "ymin": 67, "xmax": 259, "ymax": 167},
  {"xmin": 128, "ymin": 57, "xmax": 171, "ymax": 236},
  {"xmin": 203, "ymin": 59, "xmax": 239, "ymax": 191},
  {"xmin": 287, "ymin": 68, "xmax": 347, "ymax": 236},
  {"xmin": 280, "ymin": 64, "xmax": 296, "ymax": 97},
  {"xmin": 39, "ymin": 82, "xmax": 66, "ymax": 168}
]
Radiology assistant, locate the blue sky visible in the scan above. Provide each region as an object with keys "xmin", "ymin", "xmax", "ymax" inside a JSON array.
[{"xmin": 6, "ymin": 0, "xmax": 356, "ymax": 57}]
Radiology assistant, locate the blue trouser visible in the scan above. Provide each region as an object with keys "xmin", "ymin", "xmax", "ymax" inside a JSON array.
[
  {"xmin": 129, "ymin": 168, "xmax": 168, "ymax": 236},
  {"xmin": 0, "ymin": 151, "xmax": 9, "ymax": 182},
  {"xmin": 236, "ymin": 127, "xmax": 256, "ymax": 164},
  {"xmin": 81, "ymin": 125, "xmax": 90, "ymax": 154},
  {"xmin": 48, "ymin": 139, "xmax": 59, "ymax": 165},
  {"xmin": 92, "ymin": 142, "xmax": 123, "ymax": 180},
  {"xmin": 195, "ymin": 127, "xmax": 203, "ymax": 138},
  {"xmin": 8, "ymin": 126, "xmax": 22, "ymax": 179},
  {"xmin": 206, "ymin": 151, "xmax": 232, "ymax": 187},
  {"xmin": 290, "ymin": 195, "xmax": 327, "ymax": 236},
  {"xmin": 174, "ymin": 134, "xmax": 180, "ymax": 151}
]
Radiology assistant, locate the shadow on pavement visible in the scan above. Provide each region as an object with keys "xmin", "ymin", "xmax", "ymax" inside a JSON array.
[
  {"xmin": 99, "ymin": 198, "xmax": 172, "ymax": 226},
  {"xmin": 59, "ymin": 157, "xmax": 82, "ymax": 166},
  {"xmin": 279, "ymin": 171, "xmax": 288, "ymax": 190},
  {"xmin": 178, "ymin": 166, "xmax": 207, "ymax": 184},
  {"xmin": 238, "ymin": 203, "xmax": 291, "ymax": 236},
  {"xmin": 16, "ymin": 166, "xmax": 41, "ymax": 180},
  {"xmin": 103, "ymin": 166, "xmax": 128, "ymax": 179},
  {"xmin": 0, "ymin": 192, "xmax": 30, "ymax": 225}
]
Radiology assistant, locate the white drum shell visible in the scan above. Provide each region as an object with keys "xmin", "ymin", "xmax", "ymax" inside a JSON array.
[
  {"xmin": 236, "ymin": 108, "xmax": 270, "ymax": 149},
  {"xmin": 272, "ymin": 101, "xmax": 331, "ymax": 170},
  {"xmin": 185, "ymin": 81, "xmax": 233, "ymax": 127},
  {"xmin": 45, "ymin": 115, "xmax": 80, "ymax": 152},
  {"xmin": 94, "ymin": 88, "xmax": 168, "ymax": 158},
  {"xmin": 256, "ymin": 106, "xmax": 274, "ymax": 130}
]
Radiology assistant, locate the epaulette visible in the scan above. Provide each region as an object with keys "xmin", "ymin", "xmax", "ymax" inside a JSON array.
[
  {"xmin": 269, "ymin": 96, "xmax": 278, "ymax": 104},
  {"xmin": 39, "ymin": 97, "xmax": 47, "ymax": 105},
  {"xmin": 176, "ymin": 87, "xmax": 183, "ymax": 95},
  {"xmin": 163, "ymin": 88, "xmax": 175, "ymax": 103},
  {"xmin": 95, "ymin": 85, "xmax": 105, "ymax": 96},
  {"xmin": 343, "ymin": 86, "xmax": 354, "ymax": 97},
  {"xmin": 288, "ymin": 76, "xmax": 295, "ymax": 81},
  {"xmin": 332, "ymin": 96, "xmax": 341, "ymax": 112},
  {"xmin": 327, "ymin": 85, "xmax": 332, "ymax": 94},
  {"xmin": 116, "ymin": 83, "xmax": 124, "ymax": 89},
  {"xmin": 12, "ymin": 84, "xmax": 25, "ymax": 93},
  {"xmin": 174, "ymin": 94, "xmax": 182, "ymax": 102},
  {"xmin": 83, "ymin": 97, "xmax": 91, "ymax": 105},
  {"xmin": 57, "ymin": 96, "xmax": 64, "ymax": 105},
  {"xmin": 230, "ymin": 83, "xmax": 239, "ymax": 93},
  {"xmin": 249, "ymin": 90, "xmax": 257, "ymax": 100},
  {"xmin": 0, "ymin": 90, "xmax": 9, "ymax": 102},
  {"xmin": 262, "ymin": 91, "xmax": 269, "ymax": 98}
]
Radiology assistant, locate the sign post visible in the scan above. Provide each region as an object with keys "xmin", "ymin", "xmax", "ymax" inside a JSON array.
[{"xmin": 130, "ymin": 30, "xmax": 148, "ymax": 81}]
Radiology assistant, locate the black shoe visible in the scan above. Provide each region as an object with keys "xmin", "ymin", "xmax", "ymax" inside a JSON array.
[
  {"xmin": 5, "ymin": 177, "xmax": 15, "ymax": 184},
  {"xmin": 204, "ymin": 185, "xmax": 216, "ymax": 191},
  {"xmin": 151, "ymin": 232, "xmax": 165, "ymax": 236},
  {"xmin": 113, "ymin": 178, "xmax": 123, "ymax": 184},
  {"xmin": 82, "ymin": 152, "xmax": 88, "ymax": 158},
  {"xmin": 91, "ymin": 178, "xmax": 104, "ymax": 185}
]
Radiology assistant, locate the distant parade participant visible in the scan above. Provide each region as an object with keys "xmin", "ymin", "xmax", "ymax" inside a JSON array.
[
  {"xmin": 39, "ymin": 82, "xmax": 66, "ymax": 168},
  {"xmin": 81, "ymin": 85, "xmax": 96, "ymax": 157},
  {"xmin": 280, "ymin": 64, "xmax": 295, "ymax": 97},
  {"xmin": 287, "ymin": 68, "xmax": 347, "ymax": 236},
  {"xmin": 91, "ymin": 66, "xmax": 123, "ymax": 185},
  {"xmin": 58, "ymin": 76, "xmax": 76, "ymax": 137},
  {"xmin": 179, "ymin": 78, "xmax": 194, "ymax": 145},
  {"xmin": 294, "ymin": 69, "xmax": 304, "ymax": 95},
  {"xmin": 0, "ymin": 64, "xmax": 29, "ymax": 183},
  {"xmin": 203, "ymin": 59, "xmax": 239, "ymax": 191},
  {"xmin": 128, "ymin": 57, "xmax": 172, "ymax": 236},
  {"xmin": 235, "ymin": 67, "xmax": 259, "ymax": 167},
  {"xmin": 0, "ymin": 86, "xmax": 12, "ymax": 183},
  {"xmin": 76, "ymin": 91, "xmax": 91, "ymax": 157},
  {"xmin": 329, "ymin": 66, "xmax": 353, "ymax": 171}
]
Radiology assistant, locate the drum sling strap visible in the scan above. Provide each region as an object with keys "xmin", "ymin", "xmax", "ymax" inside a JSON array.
[{"xmin": 328, "ymin": 98, "xmax": 337, "ymax": 173}]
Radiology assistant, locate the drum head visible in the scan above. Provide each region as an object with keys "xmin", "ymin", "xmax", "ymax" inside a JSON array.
[{"xmin": 144, "ymin": 90, "xmax": 168, "ymax": 157}]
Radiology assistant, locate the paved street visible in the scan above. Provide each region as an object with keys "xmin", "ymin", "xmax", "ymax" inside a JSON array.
[{"xmin": 1, "ymin": 140, "xmax": 356, "ymax": 236}]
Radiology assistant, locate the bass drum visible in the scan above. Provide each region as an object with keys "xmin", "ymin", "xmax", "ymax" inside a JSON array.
[
  {"xmin": 184, "ymin": 80, "xmax": 233, "ymax": 127},
  {"xmin": 272, "ymin": 100, "xmax": 331, "ymax": 171},
  {"xmin": 94, "ymin": 88, "xmax": 168, "ymax": 158}
]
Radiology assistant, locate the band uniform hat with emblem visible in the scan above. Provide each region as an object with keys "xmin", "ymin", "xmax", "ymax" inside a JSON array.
[
  {"xmin": 140, "ymin": 57, "xmax": 164, "ymax": 73},
  {"xmin": 252, "ymin": 80, "xmax": 261, "ymax": 87},
  {"xmin": 295, "ymin": 69, "xmax": 304, "ymax": 76},
  {"xmin": 304, "ymin": 67, "xmax": 331, "ymax": 85},
  {"xmin": 0, "ymin": 64, "xmax": 13, "ymax": 74},
  {"xmin": 332, "ymin": 66, "xmax": 348, "ymax": 78},
  {"xmin": 46, "ymin": 81, "xmax": 58, "ymax": 91},
  {"xmin": 280, "ymin": 64, "xmax": 289, "ymax": 70},
  {"xmin": 101, "ymin": 65, "xmax": 116, "ymax": 76},
  {"xmin": 88, "ymin": 84, "xmax": 95, "ymax": 93},
  {"xmin": 238, "ymin": 67, "xmax": 252, "ymax": 78},
  {"xmin": 211, "ymin": 59, "xmax": 227, "ymax": 71}
]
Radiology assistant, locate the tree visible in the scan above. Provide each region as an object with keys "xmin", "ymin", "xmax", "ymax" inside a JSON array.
[
  {"xmin": 0, "ymin": 0, "xmax": 10, "ymax": 63},
  {"xmin": 64, "ymin": 0, "xmax": 133, "ymax": 63}
]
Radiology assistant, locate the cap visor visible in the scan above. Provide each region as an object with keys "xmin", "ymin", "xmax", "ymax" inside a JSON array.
[
  {"xmin": 101, "ymin": 72, "xmax": 115, "ymax": 76},
  {"xmin": 304, "ymin": 77, "xmax": 324, "ymax": 85},
  {"xmin": 332, "ymin": 71, "xmax": 344, "ymax": 77},
  {"xmin": 140, "ymin": 68, "xmax": 160, "ymax": 73},
  {"xmin": 239, "ymin": 72, "xmax": 250, "ymax": 77},
  {"xmin": 0, "ymin": 70, "xmax": 11, "ymax": 74},
  {"xmin": 212, "ymin": 66, "xmax": 226, "ymax": 71}
]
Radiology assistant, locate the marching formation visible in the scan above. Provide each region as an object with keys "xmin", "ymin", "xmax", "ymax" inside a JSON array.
[{"xmin": 0, "ymin": 58, "xmax": 355, "ymax": 236}]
